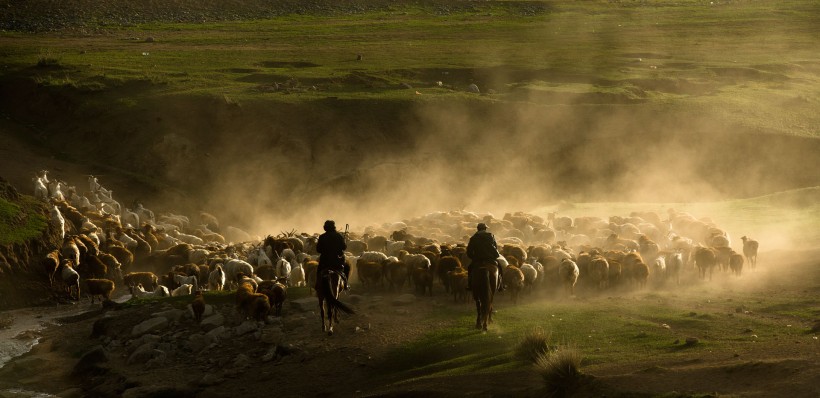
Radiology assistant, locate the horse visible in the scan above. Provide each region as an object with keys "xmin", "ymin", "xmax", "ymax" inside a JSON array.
[
  {"xmin": 316, "ymin": 269, "xmax": 355, "ymax": 335},
  {"xmin": 470, "ymin": 260, "xmax": 499, "ymax": 331}
]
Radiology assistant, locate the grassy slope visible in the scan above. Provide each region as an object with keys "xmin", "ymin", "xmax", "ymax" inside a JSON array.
[
  {"xmin": 1, "ymin": 0, "xmax": 818, "ymax": 137},
  {"xmin": 0, "ymin": 196, "xmax": 48, "ymax": 246}
]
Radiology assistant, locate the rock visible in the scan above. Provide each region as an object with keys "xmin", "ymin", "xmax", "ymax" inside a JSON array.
[
  {"xmin": 206, "ymin": 325, "xmax": 227, "ymax": 340},
  {"xmin": 131, "ymin": 317, "xmax": 168, "ymax": 337},
  {"xmin": 127, "ymin": 345, "xmax": 165, "ymax": 366},
  {"xmin": 122, "ymin": 386, "xmax": 196, "ymax": 398},
  {"xmin": 200, "ymin": 313, "xmax": 225, "ymax": 331},
  {"xmin": 128, "ymin": 334, "xmax": 160, "ymax": 354},
  {"xmin": 57, "ymin": 388, "xmax": 84, "ymax": 398},
  {"xmin": 199, "ymin": 373, "xmax": 225, "ymax": 387},
  {"xmin": 260, "ymin": 326, "xmax": 284, "ymax": 344},
  {"xmin": 685, "ymin": 337, "xmax": 699, "ymax": 346},
  {"xmin": 187, "ymin": 303, "xmax": 214, "ymax": 318},
  {"xmin": 234, "ymin": 320, "xmax": 258, "ymax": 336},
  {"xmin": 467, "ymin": 83, "xmax": 480, "ymax": 93},
  {"xmin": 90, "ymin": 316, "xmax": 117, "ymax": 338},
  {"xmin": 152, "ymin": 309, "xmax": 185, "ymax": 322},
  {"xmin": 392, "ymin": 294, "xmax": 416, "ymax": 306},
  {"xmin": 71, "ymin": 345, "xmax": 107, "ymax": 377},
  {"xmin": 290, "ymin": 297, "xmax": 316, "ymax": 312},
  {"xmin": 233, "ymin": 353, "xmax": 251, "ymax": 368},
  {"xmin": 187, "ymin": 333, "xmax": 215, "ymax": 353}
]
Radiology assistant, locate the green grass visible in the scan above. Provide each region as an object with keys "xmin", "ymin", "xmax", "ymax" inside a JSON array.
[
  {"xmin": 1, "ymin": 0, "xmax": 818, "ymax": 138},
  {"xmin": 0, "ymin": 196, "xmax": 48, "ymax": 245}
]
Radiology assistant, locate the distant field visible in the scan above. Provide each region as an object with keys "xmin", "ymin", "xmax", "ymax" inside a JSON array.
[{"xmin": 2, "ymin": 0, "xmax": 818, "ymax": 136}]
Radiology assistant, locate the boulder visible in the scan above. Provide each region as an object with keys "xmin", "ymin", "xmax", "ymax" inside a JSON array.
[{"xmin": 131, "ymin": 317, "xmax": 168, "ymax": 337}]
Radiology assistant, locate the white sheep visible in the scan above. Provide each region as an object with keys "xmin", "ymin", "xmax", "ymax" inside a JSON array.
[
  {"xmin": 280, "ymin": 248, "xmax": 298, "ymax": 267},
  {"xmin": 173, "ymin": 274, "xmax": 198, "ymax": 292},
  {"xmin": 559, "ymin": 258, "xmax": 580, "ymax": 296},
  {"xmin": 60, "ymin": 261, "xmax": 81, "ymax": 300},
  {"xmin": 117, "ymin": 232, "xmax": 138, "ymax": 251},
  {"xmin": 88, "ymin": 175, "xmax": 101, "ymax": 192},
  {"xmin": 256, "ymin": 247, "xmax": 273, "ymax": 268},
  {"xmin": 50, "ymin": 206, "xmax": 65, "ymax": 240},
  {"xmin": 208, "ymin": 264, "xmax": 226, "ymax": 291},
  {"xmin": 171, "ymin": 230, "xmax": 204, "ymax": 245},
  {"xmin": 358, "ymin": 251, "xmax": 389, "ymax": 265},
  {"xmin": 188, "ymin": 248, "xmax": 210, "ymax": 265},
  {"xmin": 519, "ymin": 263, "xmax": 538, "ymax": 292},
  {"xmin": 131, "ymin": 284, "xmax": 169, "ymax": 299},
  {"xmin": 171, "ymin": 283, "xmax": 193, "ymax": 297},
  {"xmin": 33, "ymin": 177, "xmax": 49, "ymax": 201},
  {"xmin": 223, "ymin": 259, "xmax": 254, "ymax": 289},
  {"xmin": 122, "ymin": 208, "xmax": 139, "ymax": 228},
  {"xmin": 290, "ymin": 263, "xmax": 306, "ymax": 287},
  {"xmin": 275, "ymin": 258, "xmax": 291, "ymax": 280}
]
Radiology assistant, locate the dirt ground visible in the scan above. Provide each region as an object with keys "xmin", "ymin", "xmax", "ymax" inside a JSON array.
[{"xmin": 0, "ymin": 249, "xmax": 817, "ymax": 398}]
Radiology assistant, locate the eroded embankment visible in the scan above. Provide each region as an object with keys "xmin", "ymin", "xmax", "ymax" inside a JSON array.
[{"xmin": 1, "ymin": 76, "xmax": 819, "ymax": 228}]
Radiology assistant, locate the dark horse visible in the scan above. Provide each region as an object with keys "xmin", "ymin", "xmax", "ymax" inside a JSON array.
[
  {"xmin": 317, "ymin": 269, "xmax": 355, "ymax": 335},
  {"xmin": 470, "ymin": 260, "xmax": 499, "ymax": 331}
]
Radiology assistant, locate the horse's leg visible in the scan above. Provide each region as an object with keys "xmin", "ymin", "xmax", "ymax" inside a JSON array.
[
  {"xmin": 474, "ymin": 299, "xmax": 482, "ymax": 330},
  {"xmin": 319, "ymin": 298, "xmax": 326, "ymax": 332}
]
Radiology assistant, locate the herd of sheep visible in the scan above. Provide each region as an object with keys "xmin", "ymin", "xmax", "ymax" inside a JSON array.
[{"xmin": 32, "ymin": 169, "xmax": 761, "ymax": 319}]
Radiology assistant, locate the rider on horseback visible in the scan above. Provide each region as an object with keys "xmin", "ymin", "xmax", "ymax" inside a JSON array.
[
  {"xmin": 316, "ymin": 220, "xmax": 351, "ymax": 291},
  {"xmin": 465, "ymin": 222, "xmax": 505, "ymax": 291}
]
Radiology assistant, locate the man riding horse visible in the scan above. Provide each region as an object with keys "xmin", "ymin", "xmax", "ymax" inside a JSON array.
[
  {"xmin": 466, "ymin": 223, "xmax": 504, "ymax": 292},
  {"xmin": 316, "ymin": 220, "xmax": 351, "ymax": 290}
]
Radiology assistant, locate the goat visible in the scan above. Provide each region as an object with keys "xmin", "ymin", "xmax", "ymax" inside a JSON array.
[
  {"xmin": 50, "ymin": 206, "xmax": 65, "ymax": 239},
  {"xmin": 192, "ymin": 291, "xmax": 206, "ymax": 323},
  {"xmin": 236, "ymin": 282, "xmax": 270, "ymax": 322},
  {"xmin": 558, "ymin": 258, "xmax": 579, "ymax": 296},
  {"xmin": 223, "ymin": 259, "xmax": 254, "ymax": 290},
  {"xmin": 502, "ymin": 265, "xmax": 525, "ymax": 304},
  {"xmin": 729, "ymin": 251, "xmax": 744, "ymax": 276},
  {"xmin": 174, "ymin": 274, "xmax": 199, "ymax": 292},
  {"xmin": 123, "ymin": 272, "xmax": 159, "ymax": 290},
  {"xmin": 172, "ymin": 283, "xmax": 194, "ymax": 297}
]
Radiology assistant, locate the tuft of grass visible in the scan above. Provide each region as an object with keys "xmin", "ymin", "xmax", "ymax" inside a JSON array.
[
  {"xmin": 516, "ymin": 326, "xmax": 553, "ymax": 363},
  {"xmin": 535, "ymin": 345, "xmax": 584, "ymax": 398},
  {"xmin": 0, "ymin": 196, "xmax": 49, "ymax": 245}
]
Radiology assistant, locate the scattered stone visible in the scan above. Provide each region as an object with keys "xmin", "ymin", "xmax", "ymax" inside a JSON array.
[
  {"xmin": 260, "ymin": 326, "xmax": 284, "ymax": 345},
  {"xmin": 661, "ymin": 323, "xmax": 671, "ymax": 329},
  {"xmin": 57, "ymin": 388, "xmax": 84, "ymax": 398},
  {"xmin": 152, "ymin": 309, "xmax": 185, "ymax": 322},
  {"xmin": 201, "ymin": 313, "xmax": 225, "ymax": 331},
  {"xmin": 467, "ymin": 83, "xmax": 480, "ymax": 93},
  {"xmin": 233, "ymin": 353, "xmax": 251, "ymax": 369},
  {"xmin": 131, "ymin": 317, "xmax": 168, "ymax": 337},
  {"xmin": 206, "ymin": 325, "xmax": 227, "ymax": 340},
  {"xmin": 685, "ymin": 337, "xmax": 699, "ymax": 346},
  {"xmin": 128, "ymin": 334, "xmax": 160, "ymax": 354},
  {"xmin": 127, "ymin": 345, "xmax": 165, "ymax": 366},
  {"xmin": 72, "ymin": 345, "xmax": 108, "ymax": 377},
  {"xmin": 199, "ymin": 373, "xmax": 225, "ymax": 387},
  {"xmin": 234, "ymin": 320, "xmax": 258, "ymax": 336}
]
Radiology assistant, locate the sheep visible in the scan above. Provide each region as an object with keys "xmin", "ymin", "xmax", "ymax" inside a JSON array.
[
  {"xmin": 122, "ymin": 208, "xmax": 139, "ymax": 228},
  {"xmin": 104, "ymin": 244, "xmax": 134, "ymax": 272},
  {"xmin": 223, "ymin": 259, "xmax": 254, "ymax": 289},
  {"xmin": 665, "ymin": 252, "xmax": 683, "ymax": 285},
  {"xmin": 588, "ymin": 255, "xmax": 609, "ymax": 290},
  {"xmin": 632, "ymin": 261, "xmax": 650, "ymax": 288},
  {"xmin": 280, "ymin": 248, "xmax": 298, "ymax": 267},
  {"xmin": 123, "ymin": 272, "xmax": 158, "ymax": 290},
  {"xmin": 695, "ymin": 247, "xmax": 717, "ymax": 281},
  {"xmin": 80, "ymin": 254, "xmax": 109, "ymax": 280},
  {"xmin": 384, "ymin": 260, "xmax": 409, "ymax": 292},
  {"xmin": 304, "ymin": 260, "xmax": 319, "ymax": 292},
  {"xmin": 61, "ymin": 237, "xmax": 81, "ymax": 270},
  {"xmin": 224, "ymin": 226, "xmax": 253, "ymax": 243},
  {"xmin": 502, "ymin": 265, "xmax": 525, "ymax": 304},
  {"xmin": 208, "ymin": 265, "xmax": 226, "ymax": 291},
  {"xmin": 346, "ymin": 239, "xmax": 368, "ymax": 256},
  {"xmin": 83, "ymin": 278, "xmax": 115, "ymax": 304},
  {"xmin": 741, "ymin": 236, "xmax": 759, "ymax": 270},
  {"xmin": 412, "ymin": 265, "xmax": 433, "ymax": 296},
  {"xmin": 259, "ymin": 282, "xmax": 287, "ymax": 317},
  {"xmin": 290, "ymin": 262, "xmax": 306, "ymax": 287},
  {"xmin": 191, "ymin": 291, "xmax": 205, "ymax": 323},
  {"xmin": 33, "ymin": 177, "xmax": 49, "ymax": 201},
  {"xmin": 130, "ymin": 283, "xmax": 168, "ymax": 299},
  {"xmin": 519, "ymin": 263, "xmax": 538, "ymax": 294},
  {"xmin": 50, "ymin": 205, "xmax": 65, "ymax": 239},
  {"xmin": 358, "ymin": 261, "xmax": 385, "ymax": 290},
  {"xmin": 729, "ymin": 251, "xmax": 744, "ymax": 276},
  {"xmin": 41, "ymin": 250, "xmax": 61, "ymax": 287},
  {"xmin": 236, "ymin": 282, "xmax": 270, "ymax": 322},
  {"xmin": 174, "ymin": 274, "xmax": 198, "ymax": 292},
  {"xmin": 650, "ymin": 256, "xmax": 666, "ymax": 284},
  {"xmin": 436, "ymin": 256, "xmax": 462, "ymax": 293},
  {"xmin": 447, "ymin": 267, "xmax": 469, "ymax": 303},
  {"xmin": 172, "ymin": 283, "xmax": 194, "ymax": 297},
  {"xmin": 58, "ymin": 259, "xmax": 81, "ymax": 300},
  {"xmin": 274, "ymin": 258, "xmax": 291, "ymax": 280},
  {"xmin": 558, "ymin": 258, "xmax": 580, "ymax": 296}
]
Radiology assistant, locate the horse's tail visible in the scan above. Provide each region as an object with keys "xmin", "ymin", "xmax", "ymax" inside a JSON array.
[{"xmin": 324, "ymin": 273, "xmax": 355, "ymax": 315}]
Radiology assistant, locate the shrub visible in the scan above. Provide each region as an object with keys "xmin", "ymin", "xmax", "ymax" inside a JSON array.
[
  {"xmin": 535, "ymin": 345, "xmax": 583, "ymax": 397},
  {"xmin": 516, "ymin": 326, "xmax": 552, "ymax": 363}
]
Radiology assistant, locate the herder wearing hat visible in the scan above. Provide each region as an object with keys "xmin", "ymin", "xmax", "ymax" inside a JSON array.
[
  {"xmin": 316, "ymin": 220, "xmax": 351, "ymax": 290},
  {"xmin": 466, "ymin": 222, "xmax": 504, "ymax": 291}
]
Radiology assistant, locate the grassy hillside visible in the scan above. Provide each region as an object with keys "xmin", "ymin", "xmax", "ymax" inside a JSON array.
[{"xmin": 0, "ymin": 195, "xmax": 48, "ymax": 246}]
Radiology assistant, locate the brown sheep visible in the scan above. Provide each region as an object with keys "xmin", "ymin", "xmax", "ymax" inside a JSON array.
[
  {"xmin": 501, "ymin": 244, "xmax": 527, "ymax": 266},
  {"xmin": 83, "ymin": 278, "xmax": 115, "ymax": 304},
  {"xmin": 123, "ymin": 272, "xmax": 158, "ymax": 291},
  {"xmin": 412, "ymin": 266, "xmax": 433, "ymax": 296},
  {"xmin": 236, "ymin": 282, "xmax": 270, "ymax": 322},
  {"xmin": 304, "ymin": 260, "xmax": 318, "ymax": 293},
  {"xmin": 632, "ymin": 261, "xmax": 650, "ymax": 288},
  {"xmin": 104, "ymin": 245, "xmax": 134, "ymax": 273},
  {"xmin": 384, "ymin": 261, "xmax": 409, "ymax": 292},
  {"xmin": 608, "ymin": 259, "xmax": 622, "ymax": 288},
  {"xmin": 589, "ymin": 255, "xmax": 609, "ymax": 290},
  {"xmin": 729, "ymin": 251, "xmax": 744, "ymax": 276},
  {"xmin": 741, "ymin": 236, "xmax": 759, "ymax": 270},
  {"xmin": 80, "ymin": 254, "xmax": 108, "ymax": 280},
  {"xmin": 259, "ymin": 282, "xmax": 287, "ymax": 316},
  {"xmin": 436, "ymin": 256, "xmax": 461, "ymax": 293},
  {"xmin": 357, "ymin": 261, "xmax": 384, "ymax": 290},
  {"xmin": 448, "ymin": 267, "xmax": 469, "ymax": 303},
  {"xmin": 192, "ymin": 291, "xmax": 206, "ymax": 323},
  {"xmin": 42, "ymin": 250, "xmax": 60, "ymax": 286},
  {"xmin": 502, "ymin": 265, "xmax": 525, "ymax": 305},
  {"xmin": 694, "ymin": 247, "xmax": 718, "ymax": 280}
]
